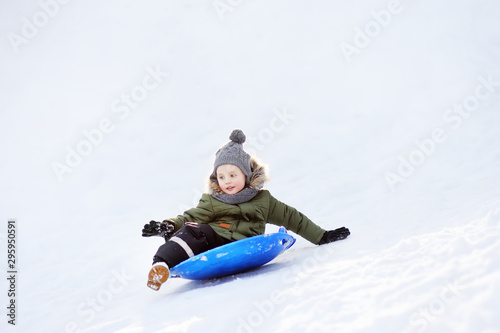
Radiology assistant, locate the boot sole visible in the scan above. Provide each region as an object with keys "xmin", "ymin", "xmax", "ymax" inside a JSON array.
[{"xmin": 147, "ymin": 264, "xmax": 170, "ymax": 291}]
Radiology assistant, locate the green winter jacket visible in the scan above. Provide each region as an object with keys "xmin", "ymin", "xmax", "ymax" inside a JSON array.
[{"xmin": 165, "ymin": 159, "xmax": 326, "ymax": 245}]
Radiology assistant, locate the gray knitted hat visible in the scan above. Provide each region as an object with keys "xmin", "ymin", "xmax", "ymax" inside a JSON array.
[{"xmin": 210, "ymin": 129, "xmax": 252, "ymax": 184}]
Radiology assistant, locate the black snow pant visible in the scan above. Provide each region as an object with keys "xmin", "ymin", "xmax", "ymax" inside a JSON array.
[{"xmin": 153, "ymin": 222, "xmax": 232, "ymax": 268}]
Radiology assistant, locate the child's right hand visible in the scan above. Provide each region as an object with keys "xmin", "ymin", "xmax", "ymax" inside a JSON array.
[{"xmin": 142, "ymin": 220, "xmax": 175, "ymax": 239}]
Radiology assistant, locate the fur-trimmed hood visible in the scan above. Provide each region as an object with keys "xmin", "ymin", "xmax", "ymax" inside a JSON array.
[{"xmin": 208, "ymin": 157, "xmax": 269, "ymax": 195}]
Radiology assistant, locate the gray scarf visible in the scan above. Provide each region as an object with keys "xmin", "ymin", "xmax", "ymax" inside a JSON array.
[{"xmin": 210, "ymin": 187, "xmax": 259, "ymax": 205}]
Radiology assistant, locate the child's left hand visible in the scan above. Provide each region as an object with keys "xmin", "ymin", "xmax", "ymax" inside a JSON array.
[{"xmin": 319, "ymin": 227, "xmax": 350, "ymax": 245}]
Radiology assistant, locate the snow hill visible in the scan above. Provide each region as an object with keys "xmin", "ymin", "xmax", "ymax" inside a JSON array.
[{"xmin": 1, "ymin": 1, "xmax": 500, "ymax": 332}]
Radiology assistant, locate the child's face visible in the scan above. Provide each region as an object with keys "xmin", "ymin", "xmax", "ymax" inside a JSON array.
[{"xmin": 216, "ymin": 164, "xmax": 246, "ymax": 195}]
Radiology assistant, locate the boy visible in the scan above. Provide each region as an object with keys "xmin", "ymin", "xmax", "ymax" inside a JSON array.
[{"xmin": 142, "ymin": 129, "xmax": 350, "ymax": 290}]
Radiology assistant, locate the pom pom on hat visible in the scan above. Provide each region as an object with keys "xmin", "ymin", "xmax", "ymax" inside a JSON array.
[{"xmin": 229, "ymin": 129, "xmax": 246, "ymax": 144}]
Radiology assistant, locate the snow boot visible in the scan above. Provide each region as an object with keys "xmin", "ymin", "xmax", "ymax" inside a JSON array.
[{"xmin": 147, "ymin": 262, "xmax": 170, "ymax": 291}]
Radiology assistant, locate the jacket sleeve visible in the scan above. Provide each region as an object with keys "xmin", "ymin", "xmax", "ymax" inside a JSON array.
[
  {"xmin": 266, "ymin": 192, "xmax": 326, "ymax": 244},
  {"xmin": 164, "ymin": 194, "xmax": 215, "ymax": 232}
]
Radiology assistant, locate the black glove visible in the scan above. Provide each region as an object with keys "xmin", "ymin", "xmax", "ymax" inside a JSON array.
[
  {"xmin": 142, "ymin": 220, "xmax": 175, "ymax": 240},
  {"xmin": 319, "ymin": 227, "xmax": 350, "ymax": 245}
]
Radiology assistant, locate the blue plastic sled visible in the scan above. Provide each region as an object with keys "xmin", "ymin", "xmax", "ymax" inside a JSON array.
[{"xmin": 170, "ymin": 227, "xmax": 296, "ymax": 280}]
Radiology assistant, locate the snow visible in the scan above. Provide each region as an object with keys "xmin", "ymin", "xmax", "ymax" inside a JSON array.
[{"xmin": 1, "ymin": 0, "xmax": 500, "ymax": 332}]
